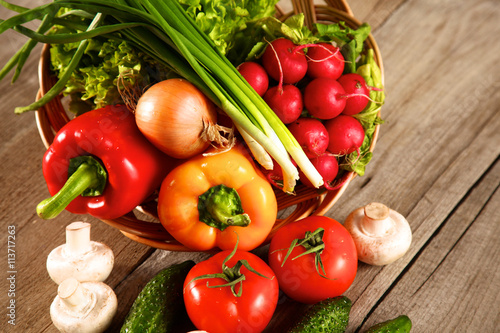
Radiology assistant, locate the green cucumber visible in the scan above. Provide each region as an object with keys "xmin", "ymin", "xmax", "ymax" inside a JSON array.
[
  {"xmin": 288, "ymin": 296, "xmax": 352, "ymax": 333},
  {"xmin": 120, "ymin": 260, "xmax": 195, "ymax": 333},
  {"xmin": 365, "ymin": 315, "xmax": 412, "ymax": 333}
]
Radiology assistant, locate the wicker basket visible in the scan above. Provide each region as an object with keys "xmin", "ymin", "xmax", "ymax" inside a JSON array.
[{"xmin": 35, "ymin": 0, "xmax": 383, "ymax": 251}]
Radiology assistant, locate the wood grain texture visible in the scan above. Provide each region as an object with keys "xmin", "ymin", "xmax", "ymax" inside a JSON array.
[
  {"xmin": 358, "ymin": 159, "xmax": 500, "ymax": 332},
  {"xmin": 1, "ymin": 0, "xmax": 499, "ymax": 332}
]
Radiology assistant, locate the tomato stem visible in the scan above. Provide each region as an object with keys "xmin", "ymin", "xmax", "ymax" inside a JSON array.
[
  {"xmin": 184, "ymin": 237, "xmax": 272, "ymax": 297},
  {"xmin": 278, "ymin": 227, "xmax": 335, "ymax": 279}
]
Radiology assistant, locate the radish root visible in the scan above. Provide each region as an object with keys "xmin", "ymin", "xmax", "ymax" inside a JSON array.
[
  {"xmin": 265, "ymin": 38, "xmax": 284, "ymax": 92},
  {"xmin": 296, "ymin": 43, "xmax": 347, "ymax": 64},
  {"xmin": 340, "ymin": 93, "xmax": 382, "ymax": 104},
  {"xmin": 293, "ymin": 43, "xmax": 349, "ymax": 65},
  {"xmin": 325, "ymin": 174, "xmax": 349, "ymax": 191}
]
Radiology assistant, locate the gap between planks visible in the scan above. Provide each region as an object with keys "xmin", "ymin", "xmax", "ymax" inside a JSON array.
[{"xmin": 357, "ymin": 158, "xmax": 500, "ymax": 332}]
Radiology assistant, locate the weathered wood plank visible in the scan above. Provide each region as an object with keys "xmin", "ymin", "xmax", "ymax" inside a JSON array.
[
  {"xmin": 341, "ymin": 0, "xmax": 405, "ymax": 29},
  {"xmin": 332, "ymin": 0, "xmax": 500, "ymax": 222},
  {"xmin": 0, "ymin": 5, "xmax": 58, "ymax": 329},
  {"xmin": 344, "ymin": 101, "xmax": 500, "ymax": 330},
  {"xmin": 358, "ymin": 158, "xmax": 500, "ymax": 332},
  {"xmin": 1, "ymin": 170, "xmax": 155, "ymax": 333},
  {"xmin": 278, "ymin": 0, "xmax": 404, "ymax": 29}
]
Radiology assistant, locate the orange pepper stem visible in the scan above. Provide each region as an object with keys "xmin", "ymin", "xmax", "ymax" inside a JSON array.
[{"xmin": 198, "ymin": 184, "xmax": 250, "ymax": 231}]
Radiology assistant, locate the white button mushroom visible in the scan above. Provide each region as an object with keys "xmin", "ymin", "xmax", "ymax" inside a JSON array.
[
  {"xmin": 50, "ymin": 277, "xmax": 117, "ymax": 333},
  {"xmin": 343, "ymin": 202, "xmax": 412, "ymax": 266},
  {"xmin": 47, "ymin": 222, "xmax": 114, "ymax": 284}
]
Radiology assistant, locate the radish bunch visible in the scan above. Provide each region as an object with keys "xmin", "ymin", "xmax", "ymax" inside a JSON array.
[{"xmin": 237, "ymin": 38, "xmax": 379, "ymax": 191}]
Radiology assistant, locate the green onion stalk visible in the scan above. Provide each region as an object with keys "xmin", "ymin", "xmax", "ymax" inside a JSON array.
[{"xmin": 0, "ymin": 0, "xmax": 324, "ymax": 193}]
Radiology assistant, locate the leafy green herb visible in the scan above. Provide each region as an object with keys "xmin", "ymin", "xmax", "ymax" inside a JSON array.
[
  {"xmin": 179, "ymin": 0, "xmax": 279, "ymax": 57},
  {"xmin": 50, "ymin": 36, "xmax": 168, "ymax": 113},
  {"xmin": 345, "ymin": 48, "xmax": 385, "ymax": 176},
  {"xmin": 315, "ymin": 21, "xmax": 371, "ymax": 74},
  {"xmin": 47, "ymin": 9, "xmax": 168, "ymax": 114},
  {"xmin": 226, "ymin": 13, "xmax": 318, "ymax": 65}
]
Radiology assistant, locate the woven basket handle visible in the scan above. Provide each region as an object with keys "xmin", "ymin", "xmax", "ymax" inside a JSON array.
[
  {"xmin": 323, "ymin": 0, "xmax": 353, "ymax": 15},
  {"xmin": 291, "ymin": 0, "xmax": 353, "ymax": 28}
]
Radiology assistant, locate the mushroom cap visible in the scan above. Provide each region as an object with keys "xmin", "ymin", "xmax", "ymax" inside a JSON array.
[
  {"xmin": 344, "ymin": 203, "xmax": 412, "ymax": 266},
  {"xmin": 47, "ymin": 241, "xmax": 114, "ymax": 284},
  {"xmin": 50, "ymin": 280, "xmax": 117, "ymax": 333}
]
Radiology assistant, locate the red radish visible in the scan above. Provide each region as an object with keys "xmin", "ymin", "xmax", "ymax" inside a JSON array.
[
  {"xmin": 264, "ymin": 84, "xmax": 303, "ymax": 124},
  {"xmin": 237, "ymin": 61, "xmax": 269, "ymax": 97},
  {"xmin": 261, "ymin": 38, "xmax": 308, "ymax": 84},
  {"xmin": 306, "ymin": 43, "xmax": 345, "ymax": 80},
  {"xmin": 325, "ymin": 115, "xmax": 365, "ymax": 155},
  {"xmin": 287, "ymin": 118, "xmax": 329, "ymax": 158},
  {"xmin": 303, "ymin": 78, "xmax": 346, "ymax": 119},
  {"xmin": 338, "ymin": 73, "xmax": 370, "ymax": 115},
  {"xmin": 299, "ymin": 153, "xmax": 339, "ymax": 190}
]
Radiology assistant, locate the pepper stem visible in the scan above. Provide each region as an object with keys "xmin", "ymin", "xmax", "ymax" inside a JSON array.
[
  {"xmin": 198, "ymin": 184, "xmax": 250, "ymax": 231},
  {"xmin": 37, "ymin": 156, "xmax": 107, "ymax": 219}
]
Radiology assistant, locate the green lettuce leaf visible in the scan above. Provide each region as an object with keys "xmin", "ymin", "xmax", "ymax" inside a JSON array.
[
  {"xmin": 50, "ymin": 32, "xmax": 168, "ymax": 114},
  {"xmin": 315, "ymin": 22, "xmax": 371, "ymax": 74},
  {"xmin": 179, "ymin": 0, "xmax": 280, "ymax": 57},
  {"xmin": 48, "ymin": 8, "xmax": 168, "ymax": 114},
  {"xmin": 343, "ymin": 49, "xmax": 385, "ymax": 176},
  {"xmin": 226, "ymin": 13, "xmax": 318, "ymax": 65}
]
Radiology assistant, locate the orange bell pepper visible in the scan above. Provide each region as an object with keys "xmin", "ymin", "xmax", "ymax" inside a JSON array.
[{"xmin": 157, "ymin": 144, "xmax": 277, "ymax": 251}]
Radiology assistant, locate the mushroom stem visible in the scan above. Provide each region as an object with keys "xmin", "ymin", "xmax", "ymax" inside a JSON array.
[
  {"xmin": 50, "ymin": 279, "xmax": 117, "ymax": 332},
  {"xmin": 361, "ymin": 202, "xmax": 395, "ymax": 236},
  {"xmin": 65, "ymin": 222, "xmax": 92, "ymax": 255},
  {"xmin": 58, "ymin": 278, "xmax": 95, "ymax": 315},
  {"xmin": 47, "ymin": 222, "xmax": 114, "ymax": 284}
]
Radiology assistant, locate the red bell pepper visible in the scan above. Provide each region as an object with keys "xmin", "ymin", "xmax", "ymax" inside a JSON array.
[{"xmin": 37, "ymin": 104, "xmax": 173, "ymax": 220}]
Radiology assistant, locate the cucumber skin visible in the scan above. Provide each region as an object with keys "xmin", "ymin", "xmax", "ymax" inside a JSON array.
[
  {"xmin": 365, "ymin": 315, "xmax": 412, "ymax": 333},
  {"xmin": 288, "ymin": 296, "xmax": 352, "ymax": 333},
  {"xmin": 120, "ymin": 260, "xmax": 195, "ymax": 333}
]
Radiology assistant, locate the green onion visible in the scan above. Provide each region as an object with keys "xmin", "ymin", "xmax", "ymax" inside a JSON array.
[{"xmin": 0, "ymin": 0, "xmax": 324, "ymax": 192}]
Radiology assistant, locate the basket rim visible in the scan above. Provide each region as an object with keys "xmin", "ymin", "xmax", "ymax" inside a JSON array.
[{"xmin": 35, "ymin": 5, "xmax": 384, "ymax": 252}]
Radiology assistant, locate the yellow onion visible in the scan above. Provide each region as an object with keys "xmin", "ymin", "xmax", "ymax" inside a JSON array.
[{"xmin": 135, "ymin": 78, "xmax": 227, "ymax": 159}]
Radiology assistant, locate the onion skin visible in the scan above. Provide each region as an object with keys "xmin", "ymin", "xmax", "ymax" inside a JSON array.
[{"xmin": 135, "ymin": 78, "xmax": 218, "ymax": 159}]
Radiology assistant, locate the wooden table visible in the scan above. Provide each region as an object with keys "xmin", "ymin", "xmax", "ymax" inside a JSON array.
[{"xmin": 1, "ymin": 0, "xmax": 499, "ymax": 332}]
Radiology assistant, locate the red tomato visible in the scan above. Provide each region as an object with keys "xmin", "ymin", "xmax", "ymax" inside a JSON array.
[
  {"xmin": 183, "ymin": 250, "xmax": 279, "ymax": 333},
  {"xmin": 268, "ymin": 216, "xmax": 357, "ymax": 304}
]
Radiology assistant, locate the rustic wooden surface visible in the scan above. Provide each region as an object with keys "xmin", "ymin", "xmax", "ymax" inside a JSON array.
[{"xmin": 1, "ymin": 0, "xmax": 499, "ymax": 332}]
